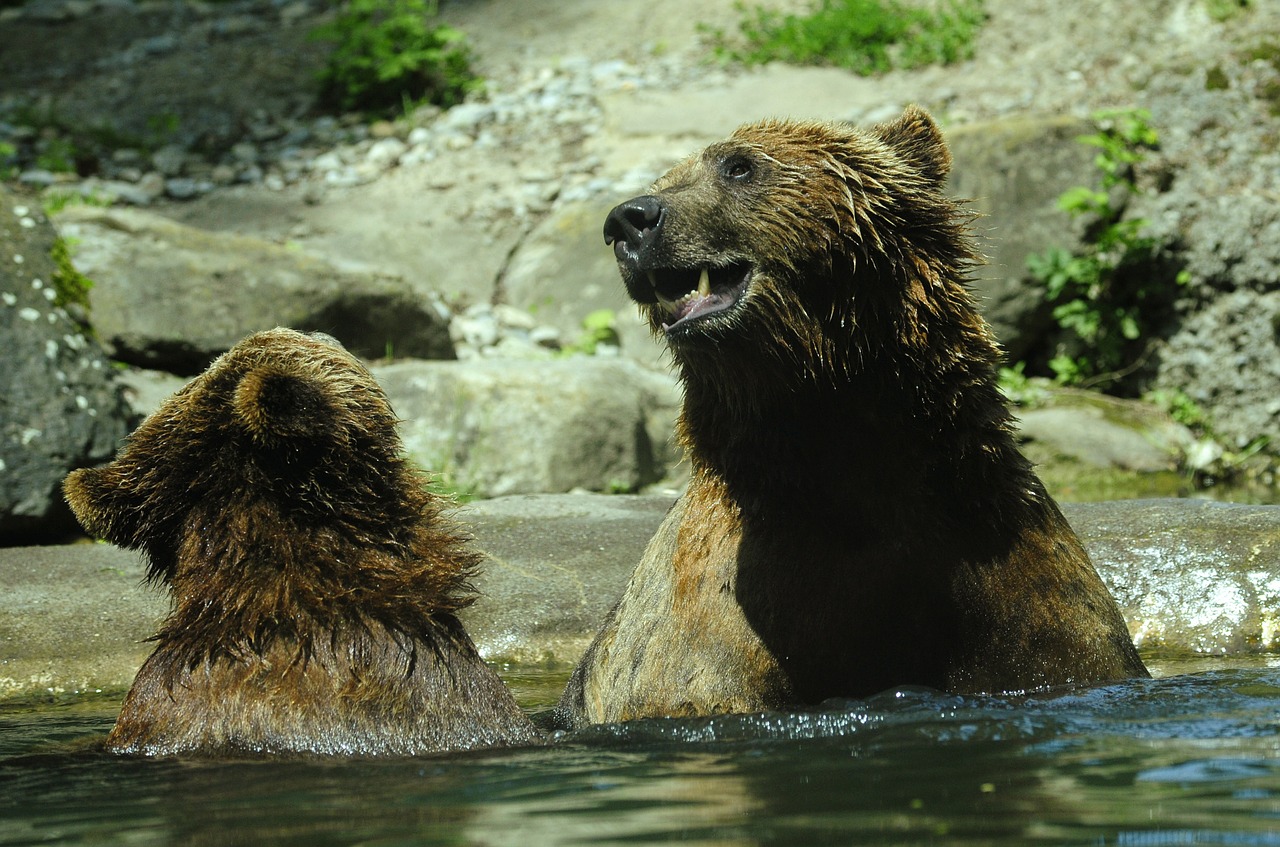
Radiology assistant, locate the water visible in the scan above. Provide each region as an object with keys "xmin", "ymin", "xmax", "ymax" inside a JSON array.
[{"xmin": 3, "ymin": 661, "xmax": 1280, "ymax": 846}]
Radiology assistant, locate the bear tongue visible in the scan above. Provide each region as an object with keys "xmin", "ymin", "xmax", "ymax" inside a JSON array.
[{"xmin": 655, "ymin": 268, "xmax": 714, "ymax": 327}]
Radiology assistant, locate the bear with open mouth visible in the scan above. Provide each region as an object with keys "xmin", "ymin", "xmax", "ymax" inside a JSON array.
[{"xmin": 557, "ymin": 106, "xmax": 1149, "ymax": 727}]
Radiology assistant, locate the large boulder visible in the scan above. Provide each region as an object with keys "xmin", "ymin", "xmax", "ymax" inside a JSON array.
[
  {"xmin": 0, "ymin": 1, "xmax": 328, "ymax": 156},
  {"xmin": 945, "ymin": 115, "xmax": 1097, "ymax": 361},
  {"xmin": 459, "ymin": 493, "xmax": 676, "ymax": 663},
  {"xmin": 1066, "ymin": 499, "xmax": 1280, "ymax": 655},
  {"xmin": 52, "ymin": 205, "xmax": 454, "ymax": 374},
  {"xmin": 1011, "ymin": 385, "xmax": 1197, "ymax": 501},
  {"xmin": 0, "ymin": 187, "xmax": 131, "ymax": 544},
  {"xmin": 374, "ymin": 356, "xmax": 682, "ymax": 498},
  {"xmin": 500, "ymin": 197, "xmax": 668, "ymax": 371}
]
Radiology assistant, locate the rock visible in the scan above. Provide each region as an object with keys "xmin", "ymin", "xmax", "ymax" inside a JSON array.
[
  {"xmin": 1015, "ymin": 388, "xmax": 1193, "ymax": 473},
  {"xmin": 4, "ymin": 496, "xmax": 1280, "ymax": 703},
  {"xmin": 0, "ymin": 187, "xmax": 131, "ymax": 544},
  {"xmin": 113, "ymin": 368, "xmax": 188, "ymax": 422},
  {"xmin": 449, "ymin": 302, "xmax": 572, "ymax": 359},
  {"xmin": 151, "ymin": 144, "xmax": 188, "ymax": 177},
  {"xmin": 17, "ymin": 169, "xmax": 58, "ymax": 188},
  {"xmin": 373, "ymin": 357, "xmax": 682, "ymax": 498},
  {"xmin": 0, "ymin": 543, "xmax": 164, "ymax": 701},
  {"xmin": 1152, "ymin": 287, "xmax": 1280, "ymax": 456},
  {"xmin": 86, "ymin": 179, "xmax": 155, "ymax": 207},
  {"xmin": 53, "ymin": 205, "xmax": 455, "ymax": 373},
  {"xmin": 500, "ymin": 197, "xmax": 668, "ymax": 370},
  {"xmin": 945, "ymin": 115, "xmax": 1098, "ymax": 361},
  {"xmin": 163, "ymin": 177, "xmax": 201, "ymax": 200},
  {"xmin": 1064, "ymin": 500, "xmax": 1280, "ymax": 655},
  {"xmin": 365, "ymin": 137, "xmax": 407, "ymax": 170},
  {"xmin": 459, "ymin": 493, "xmax": 676, "ymax": 663}
]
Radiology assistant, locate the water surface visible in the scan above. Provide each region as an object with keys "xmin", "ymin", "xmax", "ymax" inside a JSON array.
[{"xmin": 3, "ymin": 660, "xmax": 1280, "ymax": 846}]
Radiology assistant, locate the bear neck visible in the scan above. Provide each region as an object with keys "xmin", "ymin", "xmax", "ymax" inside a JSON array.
[
  {"xmin": 673, "ymin": 296, "xmax": 1045, "ymax": 537},
  {"xmin": 150, "ymin": 496, "xmax": 479, "ymax": 668}
]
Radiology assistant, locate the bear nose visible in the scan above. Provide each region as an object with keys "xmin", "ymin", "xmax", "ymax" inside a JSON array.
[{"xmin": 604, "ymin": 195, "xmax": 664, "ymax": 259}]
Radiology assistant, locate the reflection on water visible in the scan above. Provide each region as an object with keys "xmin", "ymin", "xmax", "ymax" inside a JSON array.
[{"xmin": 3, "ymin": 663, "xmax": 1280, "ymax": 846}]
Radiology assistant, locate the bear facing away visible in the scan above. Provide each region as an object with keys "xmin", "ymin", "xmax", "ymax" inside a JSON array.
[
  {"xmin": 557, "ymin": 106, "xmax": 1148, "ymax": 727},
  {"xmin": 65, "ymin": 328, "xmax": 539, "ymax": 756}
]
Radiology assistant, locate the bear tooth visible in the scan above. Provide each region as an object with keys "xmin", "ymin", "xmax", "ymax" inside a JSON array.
[
  {"xmin": 698, "ymin": 268, "xmax": 711, "ymax": 297},
  {"xmin": 648, "ymin": 271, "xmax": 658, "ymax": 289}
]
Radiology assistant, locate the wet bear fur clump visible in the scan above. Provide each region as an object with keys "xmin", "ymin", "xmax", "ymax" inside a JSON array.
[
  {"xmin": 558, "ymin": 106, "xmax": 1148, "ymax": 727},
  {"xmin": 65, "ymin": 328, "xmax": 539, "ymax": 756}
]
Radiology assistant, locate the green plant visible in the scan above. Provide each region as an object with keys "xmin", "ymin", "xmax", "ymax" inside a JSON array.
[
  {"xmin": 1204, "ymin": 0, "xmax": 1251, "ymax": 22},
  {"xmin": 311, "ymin": 0, "xmax": 480, "ymax": 115},
  {"xmin": 0, "ymin": 141, "xmax": 15, "ymax": 179},
  {"xmin": 1025, "ymin": 108, "xmax": 1184, "ymax": 387},
  {"xmin": 561, "ymin": 309, "xmax": 620, "ymax": 356},
  {"xmin": 35, "ymin": 136, "xmax": 77, "ymax": 173},
  {"xmin": 42, "ymin": 189, "xmax": 112, "ymax": 215},
  {"xmin": 49, "ymin": 236, "xmax": 94, "ymax": 316},
  {"xmin": 996, "ymin": 362, "xmax": 1049, "ymax": 408},
  {"xmin": 704, "ymin": 0, "xmax": 986, "ymax": 75}
]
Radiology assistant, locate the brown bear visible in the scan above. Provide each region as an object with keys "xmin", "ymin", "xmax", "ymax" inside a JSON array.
[
  {"xmin": 65, "ymin": 328, "xmax": 540, "ymax": 756},
  {"xmin": 557, "ymin": 106, "xmax": 1148, "ymax": 727}
]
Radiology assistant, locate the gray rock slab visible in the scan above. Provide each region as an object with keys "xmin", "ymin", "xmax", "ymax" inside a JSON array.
[
  {"xmin": 0, "ymin": 542, "xmax": 163, "ymax": 702},
  {"xmin": 1065, "ymin": 500, "xmax": 1280, "ymax": 655},
  {"xmin": 459, "ymin": 494, "xmax": 676, "ymax": 663},
  {"xmin": 600, "ymin": 65, "xmax": 885, "ymax": 143},
  {"xmin": 0, "ymin": 186, "xmax": 132, "ymax": 543},
  {"xmin": 1016, "ymin": 390, "xmax": 1193, "ymax": 473},
  {"xmin": 375, "ymin": 357, "xmax": 682, "ymax": 498},
  {"xmin": 3, "ymin": 496, "xmax": 1279, "ymax": 704},
  {"xmin": 945, "ymin": 115, "xmax": 1097, "ymax": 360},
  {"xmin": 53, "ymin": 205, "xmax": 453, "ymax": 373}
]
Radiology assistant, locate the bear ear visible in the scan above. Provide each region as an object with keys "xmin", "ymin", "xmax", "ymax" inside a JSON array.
[
  {"xmin": 232, "ymin": 366, "xmax": 335, "ymax": 442},
  {"xmin": 64, "ymin": 465, "xmax": 142, "ymax": 548},
  {"xmin": 873, "ymin": 104, "xmax": 952, "ymax": 186}
]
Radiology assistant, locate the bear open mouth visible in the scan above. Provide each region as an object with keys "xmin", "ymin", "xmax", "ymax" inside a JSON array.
[{"xmin": 647, "ymin": 263, "xmax": 752, "ymax": 331}]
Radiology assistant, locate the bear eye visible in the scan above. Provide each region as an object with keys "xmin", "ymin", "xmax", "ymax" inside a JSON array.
[{"xmin": 721, "ymin": 155, "xmax": 755, "ymax": 183}]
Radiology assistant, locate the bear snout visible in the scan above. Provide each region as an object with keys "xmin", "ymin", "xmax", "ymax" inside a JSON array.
[{"xmin": 604, "ymin": 195, "xmax": 665, "ymax": 264}]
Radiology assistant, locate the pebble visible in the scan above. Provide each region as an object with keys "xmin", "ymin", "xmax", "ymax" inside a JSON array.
[
  {"xmin": 152, "ymin": 145, "xmax": 188, "ymax": 178},
  {"xmin": 164, "ymin": 178, "xmax": 200, "ymax": 200}
]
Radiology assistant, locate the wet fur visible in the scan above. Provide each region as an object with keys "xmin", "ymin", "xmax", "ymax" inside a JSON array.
[
  {"xmin": 65, "ymin": 328, "xmax": 538, "ymax": 756},
  {"xmin": 559, "ymin": 107, "xmax": 1148, "ymax": 726}
]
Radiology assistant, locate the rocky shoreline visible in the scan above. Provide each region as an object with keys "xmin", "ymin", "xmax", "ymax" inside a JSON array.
[
  {"xmin": 3, "ymin": 495, "xmax": 1280, "ymax": 704},
  {"xmin": 3, "ymin": 4, "xmax": 1280, "ymax": 526}
]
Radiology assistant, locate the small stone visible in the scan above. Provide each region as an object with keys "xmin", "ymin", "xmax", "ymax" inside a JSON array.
[
  {"xmin": 494, "ymin": 304, "xmax": 537, "ymax": 330},
  {"xmin": 152, "ymin": 145, "xmax": 187, "ymax": 177},
  {"xmin": 311, "ymin": 151, "xmax": 343, "ymax": 172},
  {"xmin": 366, "ymin": 137, "xmax": 407, "ymax": 169},
  {"xmin": 210, "ymin": 165, "xmax": 238, "ymax": 185},
  {"xmin": 230, "ymin": 142, "xmax": 259, "ymax": 165},
  {"xmin": 164, "ymin": 178, "xmax": 199, "ymax": 199},
  {"xmin": 18, "ymin": 169, "xmax": 56, "ymax": 187},
  {"xmin": 136, "ymin": 172, "xmax": 166, "ymax": 200}
]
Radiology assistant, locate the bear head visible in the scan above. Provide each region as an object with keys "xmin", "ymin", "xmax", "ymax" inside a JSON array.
[
  {"xmin": 603, "ymin": 105, "xmax": 990, "ymax": 400},
  {"xmin": 64, "ymin": 327, "xmax": 475, "ymax": 655}
]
